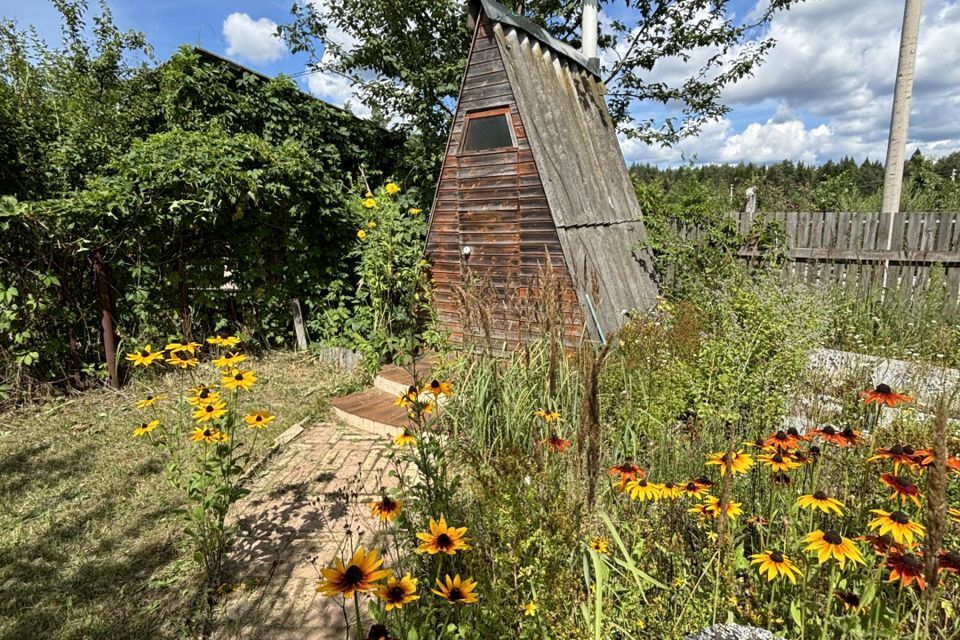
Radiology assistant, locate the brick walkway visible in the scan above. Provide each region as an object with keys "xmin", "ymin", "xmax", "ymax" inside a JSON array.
[{"xmin": 215, "ymin": 420, "xmax": 403, "ymax": 640}]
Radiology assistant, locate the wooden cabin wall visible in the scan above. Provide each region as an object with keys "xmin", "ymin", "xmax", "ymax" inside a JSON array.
[{"xmin": 424, "ymin": 14, "xmax": 586, "ymax": 350}]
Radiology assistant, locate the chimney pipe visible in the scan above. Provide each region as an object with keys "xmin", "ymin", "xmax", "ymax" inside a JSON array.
[{"xmin": 582, "ymin": 0, "xmax": 599, "ymax": 61}]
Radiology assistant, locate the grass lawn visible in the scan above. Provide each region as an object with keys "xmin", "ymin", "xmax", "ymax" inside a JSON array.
[{"xmin": 0, "ymin": 351, "xmax": 354, "ymax": 640}]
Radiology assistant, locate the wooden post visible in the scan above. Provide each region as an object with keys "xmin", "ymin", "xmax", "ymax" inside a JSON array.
[
  {"xmin": 291, "ymin": 298, "xmax": 309, "ymax": 351},
  {"xmin": 93, "ymin": 248, "xmax": 120, "ymax": 389}
]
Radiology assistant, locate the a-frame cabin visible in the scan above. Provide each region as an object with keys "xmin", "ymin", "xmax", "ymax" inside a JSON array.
[{"xmin": 424, "ymin": 0, "xmax": 659, "ymax": 349}]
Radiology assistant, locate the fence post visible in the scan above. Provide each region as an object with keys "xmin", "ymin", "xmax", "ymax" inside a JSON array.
[
  {"xmin": 93, "ymin": 248, "xmax": 121, "ymax": 389},
  {"xmin": 291, "ymin": 298, "xmax": 309, "ymax": 351}
]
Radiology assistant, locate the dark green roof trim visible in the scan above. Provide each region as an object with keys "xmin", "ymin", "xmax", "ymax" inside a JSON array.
[{"xmin": 475, "ymin": 0, "xmax": 601, "ymax": 78}]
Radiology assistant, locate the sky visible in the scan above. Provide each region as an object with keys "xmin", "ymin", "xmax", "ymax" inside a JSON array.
[{"xmin": 2, "ymin": 0, "xmax": 958, "ymax": 167}]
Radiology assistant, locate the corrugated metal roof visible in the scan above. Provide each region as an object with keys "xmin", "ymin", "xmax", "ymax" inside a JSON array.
[
  {"xmin": 492, "ymin": 22, "xmax": 659, "ymax": 337},
  {"xmin": 473, "ymin": 0, "xmax": 600, "ymax": 77}
]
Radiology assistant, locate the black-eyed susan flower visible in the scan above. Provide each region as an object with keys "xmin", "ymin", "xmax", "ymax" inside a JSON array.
[
  {"xmin": 135, "ymin": 394, "xmax": 165, "ymax": 409},
  {"xmin": 589, "ymin": 537, "xmax": 609, "ymax": 554},
  {"xmin": 705, "ymin": 450, "xmax": 754, "ymax": 476},
  {"xmin": 797, "ymin": 491, "xmax": 845, "ymax": 516},
  {"xmin": 193, "ymin": 399, "xmax": 227, "ymax": 423},
  {"xmin": 857, "ymin": 533, "xmax": 905, "ymax": 556},
  {"xmin": 535, "ymin": 409, "xmax": 562, "ymax": 423},
  {"xmin": 377, "ymin": 574, "xmax": 419, "ymax": 610},
  {"xmin": 416, "ymin": 517, "xmax": 469, "ymax": 555},
  {"xmin": 693, "ymin": 477, "xmax": 715, "ymax": 489},
  {"xmin": 191, "ymin": 426, "xmax": 228, "ymax": 444},
  {"xmin": 222, "ymin": 368, "xmax": 256, "ymax": 391},
  {"xmin": 838, "ymin": 427, "xmax": 864, "ymax": 447},
  {"xmin": 385, "ymin": 182, "xmax": 401, "ymax": 195},
  {"xmin": 750, "ymin": 550, "xmax": 802, "ymax": 583},
  {"xmin": 868, "ymin": 510, "xmax": 925, "ymax": 546},
  {"xmin": 880, "ymin": 473, "xmax": 924, "ymax": 507},
  {"xmin": 808, "ymin": 424, "xmax": 846, "ymax": 446},
  {"xmin": 187, "ymin": 384, "xmax": 218, "ymax": 404},
  {"xmin": 690, "ymin": 496, "xmax": 742, "ymax": 520},
  {"xmin": 166, "ymin": 340, "xmax": 202, "ymax": 355},
  {"xmin": 125, "ymin": 344, "xmax": 165, "ymax": 367},
  {"xmin": 608, "ymin": 462, "xmax": 645, "ymax": 483},
  {"xmin": 207, "ymin": 335, "xmax": 241, "ymax": 348},
  {"xmin": 758, "ymin": 451, "xmax": 802, "ymax": 473},
  {"xmin": 764, "ymin": 429, "xmax": 802, "ymax": 450},
  {"xmin": 132, "ymin": 420, "xmax": 160, "ymax": 437},
  {"xmin": 166, "ymin": 352, "xmax": 199, "ymax": 369},
  {"xmin": 861, "ymin": 383, "xmax": 914, "ymax": 408},
  {"xmin": 680, "ymin": 480, "xmax": 710, "ymax": 498},
  {"xmin": 868, "ymin": 445, "xmax": 919, "ymax": 474},
  {"xmin": 803, "ymin": 530, "xmax": 864, "ymax": 568},
  {"xmin": 625, "ymin": 478, "xmax": 662, "ymax": 502},
  {"xmin": 833, "ymin": 591, "xmax": 861, "ymax": 612},
  {"xmin": 660, "ymin": 483, "xmax": 683, "ymax": 499},
  {"xmin": 886, "ymin": 550, "xmax": 925, "ymax": 590},
  {"xmin": 544, "ymin": 434, "xmax": 571, "ymax": 453},
  {"xmin": 213, "ymin": 351, "xmax": 247, "ymax": 369},
  {"xmin": 423, "ymin": 379, "xmax": 452, "ymax": 397},
  {"xmin": 950, "ymin": 507, "xmax": 960, "ymax": 524},
  {"xmin": 243, "ymin": 411, "xmax": 275, "ymax": 429},
  {"xmin": 913, "ymin": 449, "xmax": 960, "ymax": 474},
  {"xmin": 370, "ymin": 496, "xmax": 401, "ymax": 522},
  {"xmin": 432, "ymin": 574, "xmax": 478, "ymax": 604},
  {"xmin": 394, "ymin": 385, "xmax": 418, "ymax": 408},
  {"xmin": 317, "ymin": 547, "xmax": 390, "ymax": 598},
  {"xmin": 394, "ymin": 430, "xmax": 416, "ymax": 447},
  {"xmin": 938, "ymin": 550, "xmax": 960, "ymax": 576}
]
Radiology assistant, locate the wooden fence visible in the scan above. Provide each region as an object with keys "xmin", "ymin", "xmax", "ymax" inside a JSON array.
[{"xmin": 677, "ymin": 210, "xmax": 960, "ymax": 311}]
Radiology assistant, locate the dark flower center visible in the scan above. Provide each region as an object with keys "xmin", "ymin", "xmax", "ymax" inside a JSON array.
[
  {"xmin": 235, "ymin": 373, "xmax": 244, "ymax": 381},
  {"xmin": 902, "ymin": 554, "xmax": 922, "ymax": 570},
  {"xmin": 787, "ymin": 427, "xmax": 800, "ymax": 437},
  {"xmin": 255, "ymin": 415, "xmax": 262, "ymax": 422},
  {"xmin": 890, "ymin": 444, "xmax": 904, "ymax": 455},
  {"xmin": 343, "ymin": 565, "xmax": 365, "ymax": 586},
  {"xmin": 205, "ymin": 405, "xmax": 214, "ymax": 413},
  {"xmin": 664, "ymin": 483, "xmax": 675, "ymax": 489},
  {"xmin": 754, "ymin": 438, "xmax": 765, "ymax": 448},
  {"xmin": 810, "ymin": 446, "xmax": 821, "ymax": 456},
  {"xmin": 903, "ymin": 445, "xmax": 915, "ymax": 455},
  {"xmin": 140, "ymin": 423, "xmax": 148, "ymax": 429},
  {"xmin": 822, "ymin": 425, "xmax": 836, "ymax": 435},
  {"xmin": 431, "ymin": 379, "xmax": 440, "ymax": 389},
  {"xmin": 146, "ymin": 395, "xmax": 154, "ymax": 401},
  {"xmin": 772, "ymin": 453, "xmax": 785, "ymax": 463},
  {"xmin": 685, "ymin": 482, "xmax": 698, "ymax": 491},
  {"xmin": 381, "ymin": 497, "xmax": 396, "ymax": 510},
  {"xmin": 823, "ymin": 530, "xmax": 842, "ymax": 545},
  {"xmin": 448, "ymin": 587, "xmax": 464, "ymax": 601},
  {"xmin": 770, "ymin": 551, "xmax": 785, "ymax": 563},
  {"xmin": 407, "ymin": 385, "xmax": 417, "ymax": 395},
  {"xmin": 813, "ymin": 491, "xmax": 828, "ymax": 500},
  {"xmin": 774, "ymin": 430, "xmax": 787, "ymax": 440},
  {"xmin": 944, "ymin": 552, "xmax": 960, "ymax": 566},
  {"xmin": 436, "ymin": 533, "xmax": 452, "ymax": 549},
  {"xmin": 841, "ymin": 427, "xmax": 855, "ymax": 438},
  {"xmin": 695, "ymin": 477, "xmax": 713, "ymax": 486},
  {"xmin": 890, "ymin": 511, "xmax": 910, "ymax": 524},
  {"xmin": 876, "ymin": 383, "xmax": 892, "ymax": 394},
  {"xmin": 839, "ymin": 592, "xmax": 860, "ymax": 606},
  {"xmin": 877, "ymin": 534, "xmax": 893, "ymax": 546},
  {"xmin": 387, "ymin": 585, "xmax": 406, "ymax": 601},
  {"xmin": 637, "ymin": 479, "xmax": 648, "ymax": 487},
  {"xmin": 199, "ymin": 388, "xmax": 210, "ymax": 398},
  {"xmin": 203, "ymin": 428, "xmax": 214, "ymax": 437}
]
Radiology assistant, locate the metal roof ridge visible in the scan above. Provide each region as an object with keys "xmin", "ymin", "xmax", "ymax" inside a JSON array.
[{"xmin": 478, "ymin": 0, "xmax": 601, "ymax": 78}]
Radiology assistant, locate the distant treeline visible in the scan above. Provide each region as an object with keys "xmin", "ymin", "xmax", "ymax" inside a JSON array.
[{"xmin": 629, "ymin": 150, "xmax": 960, "ymax": 214}]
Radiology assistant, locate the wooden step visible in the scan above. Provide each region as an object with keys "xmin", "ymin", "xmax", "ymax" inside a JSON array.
[
  {"xmin": 330, "ymin": 388, "xmax": 411, "ymax": 438},
  {"xmin": 374, "ymin": 364, "xmax": 417, "ymax": 397}
]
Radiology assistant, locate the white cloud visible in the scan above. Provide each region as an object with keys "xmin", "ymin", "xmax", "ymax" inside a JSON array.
[
  {"xmin": 222, "ymin": 13, "xmax": 287, "ymax": 64},
  {"xmin": 619, "ymin": 0, "xmax": 960, "ymax": 166}
]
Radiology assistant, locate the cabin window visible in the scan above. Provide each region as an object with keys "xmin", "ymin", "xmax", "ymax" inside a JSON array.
[{"xmin": 461, "ymin": 107, "xmax": 515, "ymax": 152}]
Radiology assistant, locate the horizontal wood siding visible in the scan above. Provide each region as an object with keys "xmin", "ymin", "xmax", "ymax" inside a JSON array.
[{"xmin": 423, "ymin": 14, "xmax": 585, "ymax": 350}]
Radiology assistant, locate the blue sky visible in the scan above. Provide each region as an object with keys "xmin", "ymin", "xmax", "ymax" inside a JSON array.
[{"xmin": 3, "ymin": 0, "xmax": 958, "ymax": 166}]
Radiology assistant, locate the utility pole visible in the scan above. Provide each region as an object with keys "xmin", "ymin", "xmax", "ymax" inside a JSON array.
[{"xmin": 880, "ymin": 0, "xmax": 922, "ymax": 294}]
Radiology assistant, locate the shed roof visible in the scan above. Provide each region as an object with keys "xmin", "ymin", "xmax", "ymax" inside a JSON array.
[{"xmin": 486, "ymin": 15, "xmax": 659, "ymax": 337}]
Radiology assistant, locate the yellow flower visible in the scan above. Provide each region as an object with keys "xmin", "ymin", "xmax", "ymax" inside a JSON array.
[
  {"xmin": 216, "ymin": 336, "xmax": 241, "ymax": 347},
  {"xmin": 166, "ymin": 352, "xmax": 199, "ymax": 369},
  {"xmin": 868, "ymin": 509, "xmax": 925, "ymax": 546},
  {"xmin": 317, "ymin": 547, "xmax": 390, "ymax": 598},
  {"xmin": 689, "ymin": 496, "xmax": 742, "ymax": 520},
  {"xmin": 522, "ymin": 601, "xmax": 537, "ymax": 617},
  {"xmin": 213, "ymin": 351, "xmax": 247, "ymax": 369},
  {"xmin": 534, "ymin": 409, "xmax": 561, "ymax": 423},
  {"xmin": 191, "ymin": 426, "xmax": 228, "ymax": 444},
  {"xmin": 132, "ymin": 420, "xmax": 160, "ymax": 437},
  {"xmin": 243, "ymin": 411, "xmax": 275, "ymax": 429},
  {"xmin": 624, "ymin": 478, "xmax": 663, "ymax": 502},
  {"xmin": 416, "ymin": 517, "xmax": 470, "ymax": 555},
  {"xmin": 357, "ymin": 229, "xmax": 367, "ymax": 240},
  {"xmin": 367, "ymin": 220, "xmax": 377, "ymax": 228},
  {"xmin": 589, "ymin": 537, "xmax": 609, "ymax": 554},
  {"xmin": 193, "ymin": 399, "xmax": 227, "ymax": 423},
  {"xmin": 377, "ymin": 574, "xmax": 419, "ymax": 610},
  {"xmin": 705, "ymin": 450, "xmax": 754, "ymax": 476},
  {"xmin": 370, "ymin": 496, "xmax": 401, "ymax": 522},
  {"xmin": 750, "ymin": 550, "xmax": 802, "ymax": 584},
  {"xmin": 803, "ymin": 530, "xmax": 865, "ymax": 568},
  {"xmin": 166, "ymin": 341, "xmax": 202, "ymax": 355},
  {"xmin": 409, "ymin": 207, "xmax": 423, "ymax": 215},
  {"xmin": 135, "ymin": 394, "xmax": 165, "ymax": 409},
  {"xmin": 394, "ymin": 430, "xmax": 417, "ymax": 447},
  {"xmin": 797, "ymin": 491, "xmax": 845, "ymax": 515},
  {"xmin": 222, "ymin": 368, "xmax": 256, "ymax": 391},
  {"xmin": 385, "ymin": 182, "xmax": 401, "ymax": 195},
  {"xmin": 432, "ymin": 574, "xmax": 478, "ymax": 604},
  {"xmin": 362, "ymin": 198, "xmax": 377, "ymax": 209},
  {"xmin": 422, "ymin": 379, "xmax": 453, "ymax": 397},
  {"xmin": 187, "ymin": 385, "xmax": 221, "ymax": 407},
  {"xmin": 950, "ymin": 507, "xmax": 960, "ymax": 524},
  {"xmin": 125, "ymin": 345, "xmax": 165, "ymax": 367}
]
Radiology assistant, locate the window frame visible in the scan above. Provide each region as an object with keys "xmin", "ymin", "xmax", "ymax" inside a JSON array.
[{"xmin": 458, "ymin": 106, "xmax": 517, "ymax": 155}]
